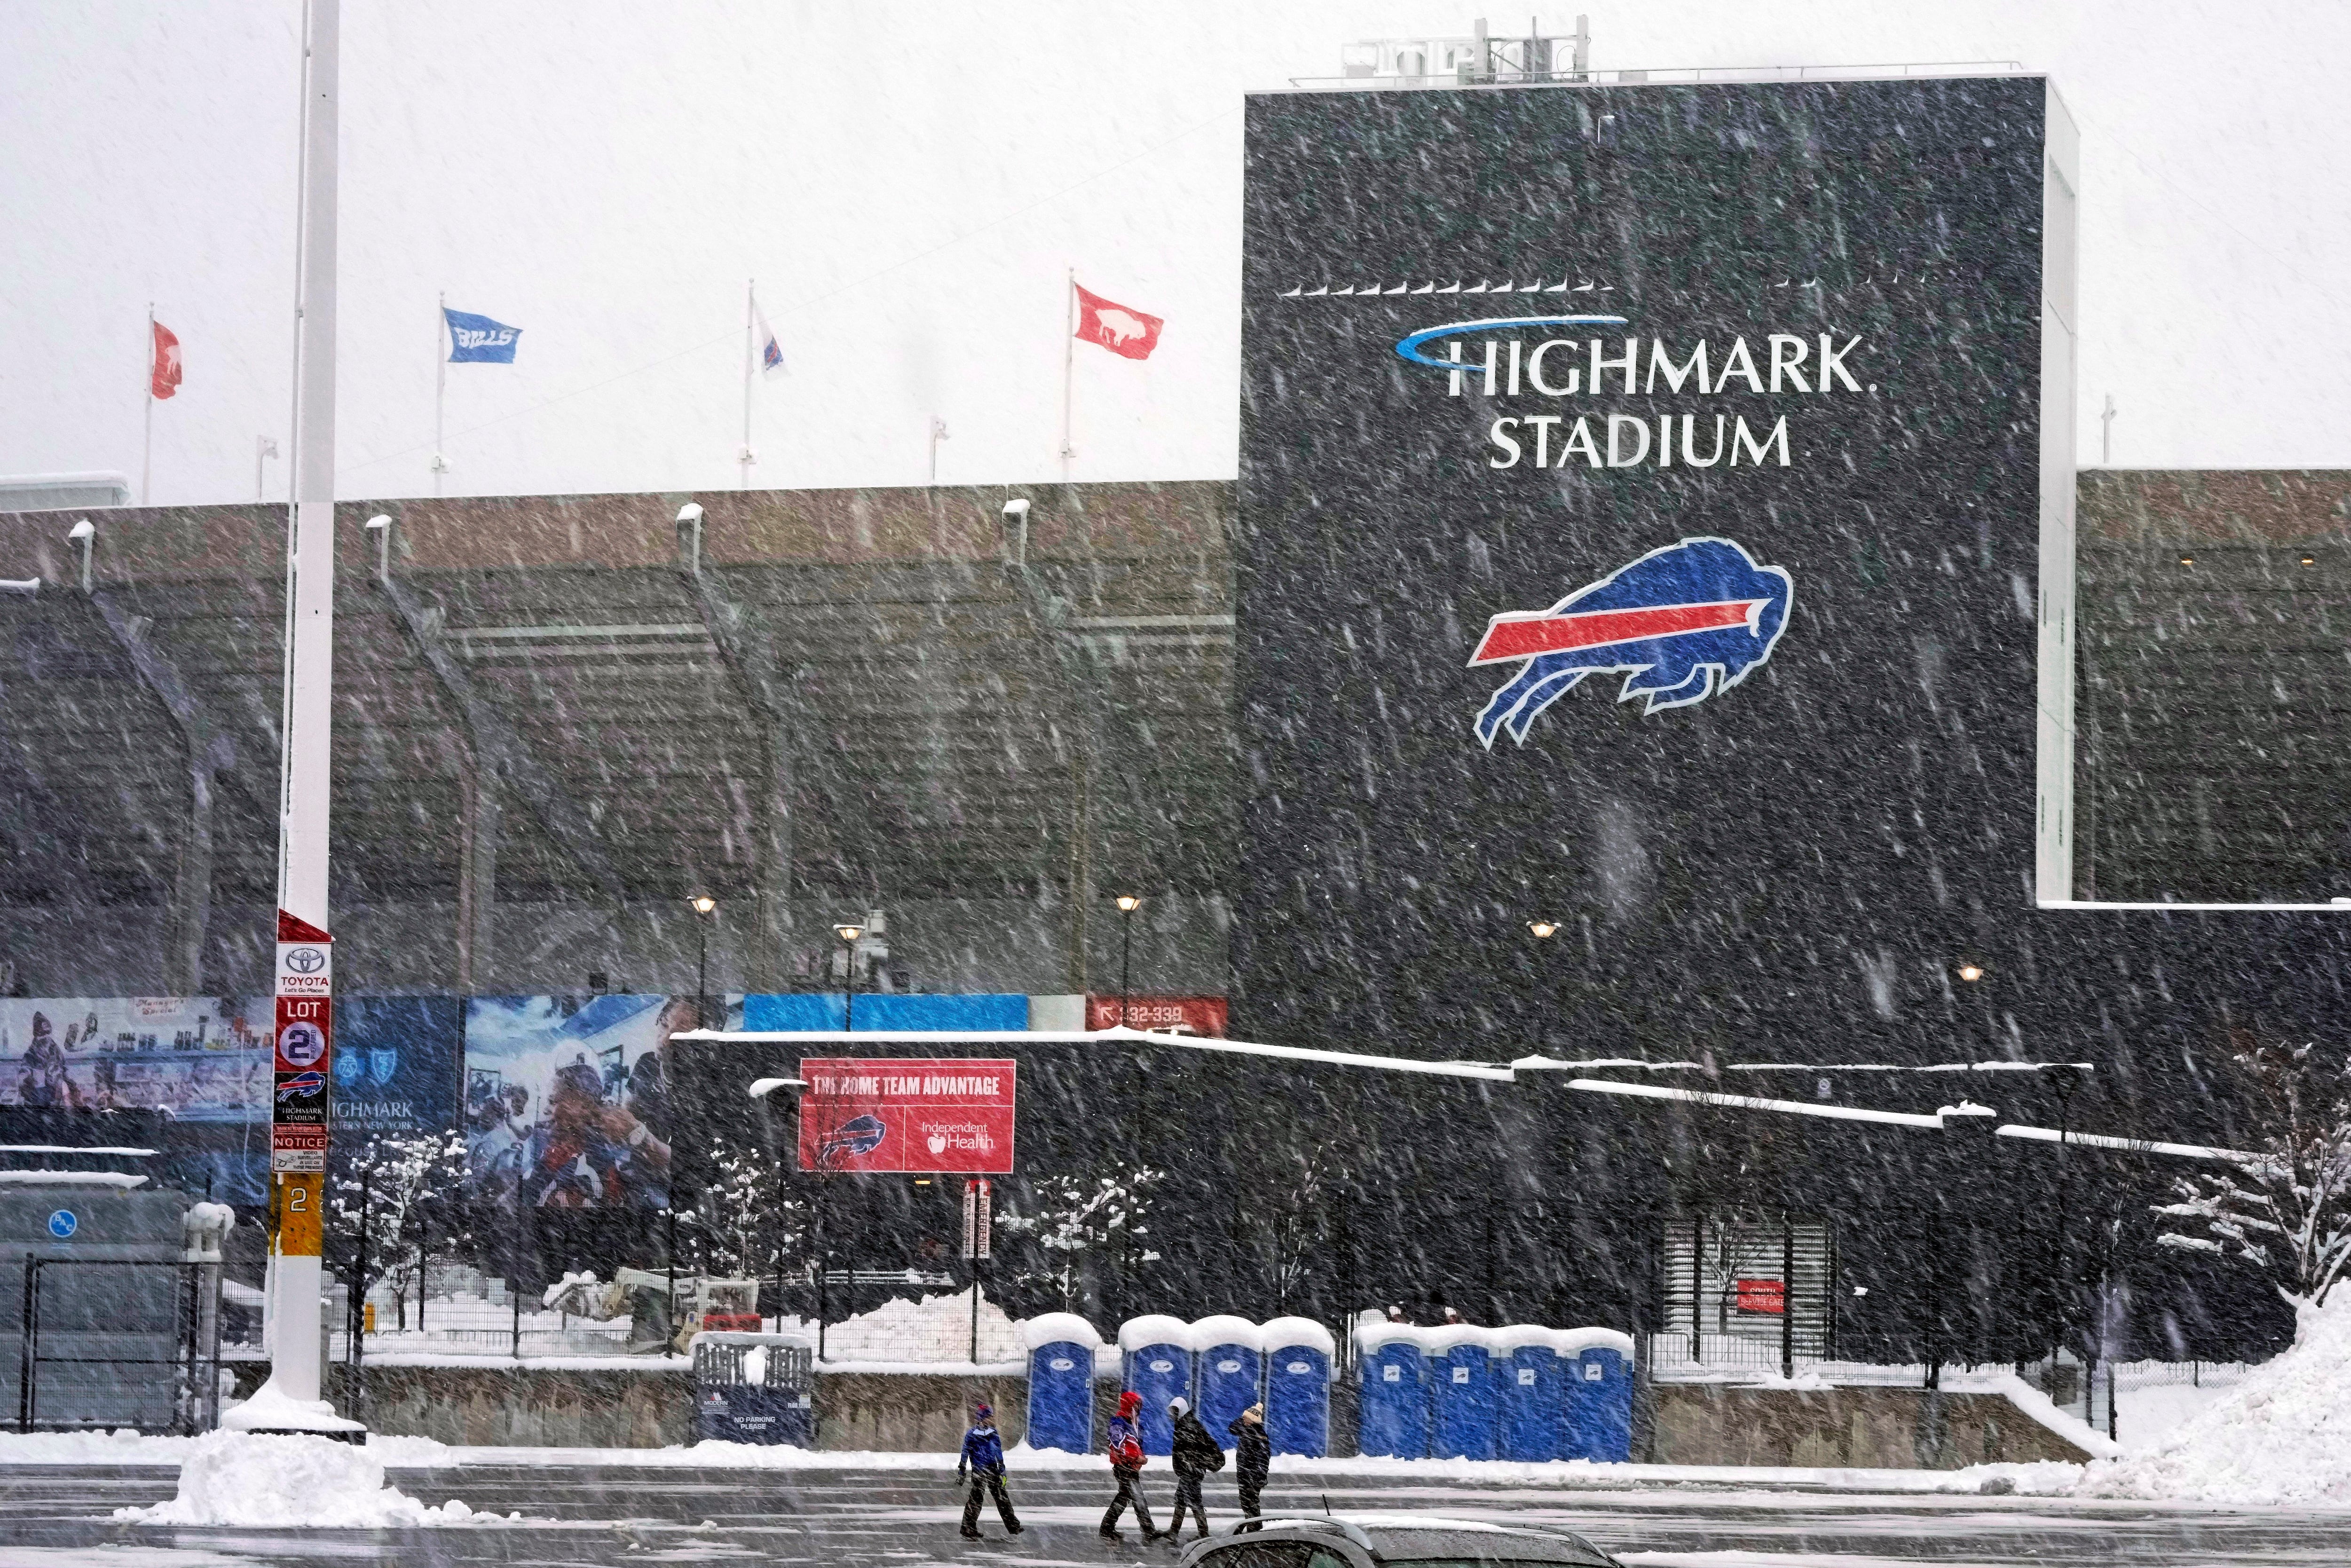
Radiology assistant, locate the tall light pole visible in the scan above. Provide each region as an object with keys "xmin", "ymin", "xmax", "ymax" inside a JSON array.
[
  {"xmin": 236, "ymin": 0, "xmax": 357, "ymax": 1437},
  {"xmin": 835, "ymin": 923, "xmax": 864, "ymax": 1032},
  {"xmin": 1113, "ymin": 895, "xmax": 1141, "ymax": 1026},
  {"xmin": 691, "ymin": 895, "xmax": 716, "ymax": 1021}
]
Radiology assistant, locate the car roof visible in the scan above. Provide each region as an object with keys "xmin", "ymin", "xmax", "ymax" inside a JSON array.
[{"xmin": 1192, "ymin": 1513, "xmax": 1616, "ymax": 1566}]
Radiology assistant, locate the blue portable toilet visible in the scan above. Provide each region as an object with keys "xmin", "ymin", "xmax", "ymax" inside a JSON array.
[
  {"xmin": 1119, "ymin": 1314, "xmax": 1194, "ymax": 1456},
  {"xmin": 1354, "ymin": 1323, "xmax": 1431, "ymax": 1458},
  {"xmin": 1496, "ymin": 1326, "xmax": 1572, "ymax": 1462},
  {"xmin": 1428, "ymin": 1325, "xmax": 1504, "ymax": 1460},
  {"xmin": 1191, "ymin": 1316, "xmax": 1264, "ymax": 1446},
  {"xmin": 1560, "ymin": 1329, "xmax": 1635, "ymax": 1462},
  {"xmin": 1021, "ymin": 1312, "xmax": 1102, "ymax": 1455},
  {"xmin": 1261, "ymin": 1316, "xmax": 1334, "ymax": 1458}
]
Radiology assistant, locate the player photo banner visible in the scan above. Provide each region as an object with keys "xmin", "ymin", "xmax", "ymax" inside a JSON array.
[{"xmin": 797, "ymin": 1057, "xmax": 1017, "ymax": 1174}]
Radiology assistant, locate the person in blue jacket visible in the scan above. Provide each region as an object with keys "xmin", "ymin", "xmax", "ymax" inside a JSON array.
[{"xmin": 956, "ymin": 1403, "xmax": 1023, "ymax": 1539}]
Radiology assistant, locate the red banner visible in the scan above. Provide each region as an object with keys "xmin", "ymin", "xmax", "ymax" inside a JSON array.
[
  {"xmin": 1086, "ymin": 994, "xmax": 1228, "ymax": 1036},
  {"xmin": 798, "ymin": 1057, "xmax": 1016, "ymax": 1174},
  {"xmin": 1734, "ymin": 1277, "xmax": 1787, "ymax": 1316}
]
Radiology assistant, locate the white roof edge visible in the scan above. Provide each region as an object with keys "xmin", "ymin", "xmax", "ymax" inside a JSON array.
[
  {"xmin": 1996, "ymin": 1124, "xmax": 2249, "ymax": 1162},
  {"xmin": 674, "ymin": 1027, "xmax": 1516, "ymax": 1082},
  {"xmin": 1564, "ymin": 1078, "xmax": 1948, "ymax": 1128}
]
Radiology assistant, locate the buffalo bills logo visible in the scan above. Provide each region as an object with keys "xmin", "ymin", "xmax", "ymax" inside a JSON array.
[
  {"xmin": 1470, "ymin": 536, "xmax": 1792, "ymax": 747},
  {"xmin": 276, "ymin": 1070, "xmax": 328, "ymax": 1103},
  {"xmin": 820, "ymin": 1114, "xmax": 887, "ymax": 1160}
]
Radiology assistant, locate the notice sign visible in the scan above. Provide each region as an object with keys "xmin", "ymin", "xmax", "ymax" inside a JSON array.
[
  {"xmin": 1734, "ymin": 1277, "xmax": 1787, "ymax": 1316},
  {"xmin": 962, "ymin": 1177, "xmax": 992, "ymax": 1259},
  {"xmin": 272, "ymin": 1123, "xmax": 329, "ymax": 1174},
  {"xmin": 798, "ymin": 1057, "xmax": 1016, "ymax": 1174}
]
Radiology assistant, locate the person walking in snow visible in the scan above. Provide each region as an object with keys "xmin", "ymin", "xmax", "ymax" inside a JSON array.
[
  {"xmin": 1100, "ymin": 1389, "xmax": 1159, "ymax": 1542},
  {"xmin": 955, "ymin": 1403, "xmax": 1022, "ymax": 1539},
  {"xmin": 1168, "ymin": 1395, "xmax": 1224, "ymax": 1540},
  {"xmin": 1228, "ymin": 1402, "xmax": 1271, "ymax": 1517}
]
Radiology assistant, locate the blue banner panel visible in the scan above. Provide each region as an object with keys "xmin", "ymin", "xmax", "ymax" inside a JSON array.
[
  {"xmin": 332, "ymin": 996, "xmax": 463, "ymax": 1148},
  {"xmin": 741, "ymin": 993, "xmax": 1028, "ymax": 1031}
]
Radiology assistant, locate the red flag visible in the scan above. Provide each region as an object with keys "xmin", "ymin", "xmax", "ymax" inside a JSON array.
[
  {"xmin": 150, "ymin": 320, "xmax": 182, "ymax": 400},
  {"xmin": 1073, "ymin": 283, "xmax": 1162, "ymax": 361}
]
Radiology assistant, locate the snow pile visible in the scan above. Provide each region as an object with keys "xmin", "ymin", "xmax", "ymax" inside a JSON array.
[
  {"xmin": 115, "ymin": 1432, "xmax": 488, "ymax": 1527},
  {"xmin": 2080, "ymin": 1298, "xmax": 2351, "ymax": 1504},
  {"xmin": 813, "ymin": 1289, "xmax": 1020, "ymax": 1364}
]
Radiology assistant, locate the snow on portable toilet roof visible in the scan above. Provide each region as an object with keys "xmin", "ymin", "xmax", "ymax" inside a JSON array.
[
  {"xmin": 1352, "ymin": 1321, "xmax": 1438, "ymax": 1354},
  {"xmin": 1423, "ymin": 1323, "xmax": 1499, "ymax": 1355},
  {"xmin": 1019, "ymin": 1312, "xmax": 1103, "ymax": 1351},
  {"xmin": 1118, "ymin": 1314, "xmax": 1194, "ymax": 1353},
  {"xmin": 1489, "ymin": 1324, "xmax": 1571, "ymax": 1354},
  {"xmin": 1259, "ymin": 1316, "xmax": 1337, "ymax": 1356},
  {"xmin": 1554, "ymin": 1327, "xmax": 1636, "ymax": 1358},
  {"xmin": 1191, "ymin": 1315, "xmax": 1264, "ymax": 1352}
]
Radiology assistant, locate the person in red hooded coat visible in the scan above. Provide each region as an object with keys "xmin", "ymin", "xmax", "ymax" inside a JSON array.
[{"xmin": 1099, "ymin": 1389, "xmax": 1160, "ymax": 1542}]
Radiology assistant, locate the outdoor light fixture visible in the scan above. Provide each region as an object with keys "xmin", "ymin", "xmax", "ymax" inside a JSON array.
[
  {"xmin": 1113, "ymin": 895, "xmax": 1142, "ymax": 1028},
  {"xmin": 1958, "ymin": 964, "xmax": 1984, "ymax": 982},
  {"xmin": 2304, "ymin": 555, "xmax": 2318, "ymax": 567},
  {"xmin": 747, "ymin": 1076, "xmax": 805, "ymax": 1101},
  {"xmin": 1528, "ymin": 921, "xmax": 1558, "ymax": 938},
  {"xmin": 691, "ymin": 895, "xmax": 716, "ymax": 915},
  {"xmin": 836, "ymin": 924, "xmax": 864, "ymax": 1032},
  {"xmin": 2179, "ymin": 554, "xmax": 2195, "ymax": 567}
]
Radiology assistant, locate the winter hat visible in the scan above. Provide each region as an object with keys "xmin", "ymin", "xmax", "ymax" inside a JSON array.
[
  {"xmin": 1118, "ymin": 1390, "xmax": 1143, "ymax": 1415},
  {"xmin": 973, "ymin": 1403, "xmax": 993, "ymax": 1421},
  {"xmin": 1168, "ymin": 1396, "xmax": 1190, "ymax": 1415},
  {"xmin": 1242, "ymin": 1403, "xmax": 1263, "ymax": 1421}
]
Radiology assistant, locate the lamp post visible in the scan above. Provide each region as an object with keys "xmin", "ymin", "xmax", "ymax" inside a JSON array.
[
  {"xmin": 1113, "ymin": 895, "xmax": 1141, "ymax": 1027},
  {"xmin": 835, "ymin": 923, "xmax": 864, "ymax": 1032},
  {"xmin": 690, "ymin": 895, "xmax": 716, "ymax": 1023}
]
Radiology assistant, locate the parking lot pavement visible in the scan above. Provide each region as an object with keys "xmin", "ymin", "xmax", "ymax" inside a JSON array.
[{"xmin": 7, "ymin": 1462, "xmax": 2351, "ymax": 1567}]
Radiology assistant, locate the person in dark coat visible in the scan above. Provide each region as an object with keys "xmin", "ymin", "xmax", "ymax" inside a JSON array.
[
  {"xmin": 1228, "ymin": 1402, "xmax": 1271, "ymax": 1517},
  {"xmin": 955, "ymin": 1403, "xmax": 1022, "ymax": 1539},
  {"xmin": 1100, "ymin": 1389, "xmax": 1159, "ymax": 1542},
  {"xmin": 1168, "ymin": 1395, "xmax": 1224, "ymax": 1540}
]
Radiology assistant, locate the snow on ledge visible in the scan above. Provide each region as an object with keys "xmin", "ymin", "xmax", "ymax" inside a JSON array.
[{"xmin": 0, "ymin": 1169, "xmax": 148, "ymax": 1187}]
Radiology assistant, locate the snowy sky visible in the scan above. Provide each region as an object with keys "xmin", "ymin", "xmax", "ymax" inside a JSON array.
[{"xmin": 2, "ymin": 2, "xmax": 2345, "ymax": 505}]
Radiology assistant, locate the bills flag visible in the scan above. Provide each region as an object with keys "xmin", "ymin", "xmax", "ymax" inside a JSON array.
[
  {"xmin": 150, "ymin": 321, "xmax": 182, "ymax": 399},
  {"xmin": 1073, "ymin": 283, "xmax": 1163, "ymax": 360},
  {"xmin": 754, "ymin": 301, "xmax": 785, "ymax": 378},
  {"xmin": 444, "ymin": 307, "xmax": 522, "ymax": 363}
]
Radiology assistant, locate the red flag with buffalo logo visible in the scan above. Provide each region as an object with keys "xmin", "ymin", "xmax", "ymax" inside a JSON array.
[
  {"xmin": 1073, "ymin": 283, "xmax": 1162, "ymax": 361},
  {"xmin": 150, "ymin": 320, "xmax": 183, "ymax": 399}
]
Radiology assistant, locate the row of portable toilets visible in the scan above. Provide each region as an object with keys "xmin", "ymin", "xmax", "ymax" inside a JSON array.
[{"xmin": 1018, "ymin": 1314, "xmax": 1632, "ymax": 1463}]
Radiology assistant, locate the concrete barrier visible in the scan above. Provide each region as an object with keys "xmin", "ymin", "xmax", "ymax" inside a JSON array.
[{"xmin": 1649, "ymin": 1385, "xmax": 2099, "ymax": 1468}]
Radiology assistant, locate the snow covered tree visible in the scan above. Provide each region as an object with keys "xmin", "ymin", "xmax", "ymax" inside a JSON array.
[
  {"xmin": 331, "ymin": 1129, "xmax": 471, "ymax": 1328},
  {"xmin": 690, "ymin": 1134, "xmax": 805, "ymax": 1278},
  {"xmin": 2154, "ymin": 1039, "xmax": 2351, "ymax": 1308},
  {"xmin": 998, "ymin": 1164, "xmax": 1165, "ymax": 1313}
]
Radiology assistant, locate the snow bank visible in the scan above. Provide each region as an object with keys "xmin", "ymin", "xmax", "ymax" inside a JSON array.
[
  {"xmin": 815, "ymin": 1289, "xmax": 1021, "ymax": 1364},
  {"xmin": 1019, "ymin": 1311, "xmax": 1102, "ymax": 1351},
  {"xmin": 114, "ymin": 1431, "xmax": 495, "ymax": 1527},
  {"xmin": 2080, "ymin": 1296, "xmax": 2351, "ymax": 1504}
]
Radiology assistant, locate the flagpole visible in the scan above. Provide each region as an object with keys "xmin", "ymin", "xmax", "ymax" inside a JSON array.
[
  {"xmin": 432, "ymin": 291, "xmax": 446, "ymax": 496},
  {"xmin": 141, "ymin": 303, "xmax": 155, "ymax": 505},
  {"xmin": 1058, "ymin": 268, "xmax": 1076, "ymax": 484},
  {"xmin": 740, "ymin": 278, "xmax": 754, "ymax": 491}
]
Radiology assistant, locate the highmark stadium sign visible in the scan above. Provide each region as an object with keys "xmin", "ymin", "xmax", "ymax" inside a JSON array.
[
  {"xmin": 1375, "ymin": 313, "xmax": 1868, "ymax": 471},
  {"xmin": 1233, "ymin": 73, "xmax": 2079, "ymax": 1054}
]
